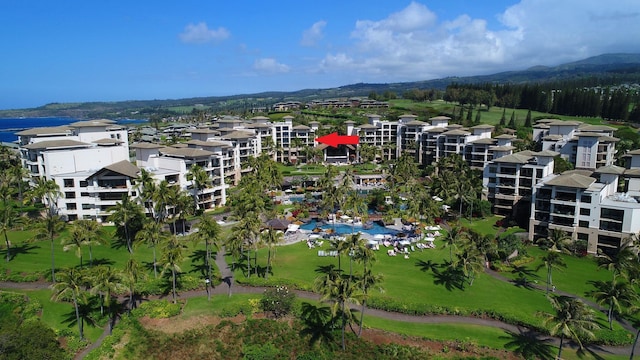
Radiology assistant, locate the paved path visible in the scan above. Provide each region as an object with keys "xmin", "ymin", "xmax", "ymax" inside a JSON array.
[{"xmin": 2, "ymin": 244, "xmax": 639, "ymax": 359}]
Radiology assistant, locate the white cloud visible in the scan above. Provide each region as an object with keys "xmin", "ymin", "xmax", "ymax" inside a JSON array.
[
  {"xmin": 315, "ymin": 0, "xmax": 640, "ymax": 81},
  {"xmin": 253, "ymin": 58, "xmax": 290, "ymax": 74},
  {"xmin": 179, "ymin": 22, "xmax": 230, "ymax": 44},
  {"xmin": 301, "ymin": 21, "xmax": 327, "ymax": 47}
]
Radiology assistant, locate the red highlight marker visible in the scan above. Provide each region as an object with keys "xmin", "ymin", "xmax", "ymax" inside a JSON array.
[{"xmin": 316, "ymin": 132, "xmax": 360, "ymax": 148}]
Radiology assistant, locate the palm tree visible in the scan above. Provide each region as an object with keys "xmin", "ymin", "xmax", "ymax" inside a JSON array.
[
  {"xmin": 539, "ymin": 228, "xmax": 571, "ymax": 252},
  {"xmin": 0, "ymin": 205, "xmax": 25, "ymax": 262},
  {"xmin": 30, "ymin": 177, "xmax": 62, "ymax": 215},
  {"xmin": 89, "ymin": 265, "xmax": 126, "ymax": 332},
  {"xmin": 135, "ymin": 168, "xmax": 157, "ymax": 219},
  {"xmin": 160, "ymin": 236, "xmax": 187, "ymax": 303},
  {"xmin": 357, "ymin": 268, "xmax": 383, "ymax": 338},
  {"xmin": 109, "ymin": 194, "xmax": 144, "ymax": 253},
  {"xmin": 315, "ymin": 272, "xmax": 361, "ymax": 351},
  {"xmin": 135, "ymin": 219, "xmax": 168, "ymax": 278},
  {"xmin": 597, "ymin": 242, "xmax": 639, "ymax": 281},
  {"xmin": 538, "ymin": 295, "xmax": 599, "ymax": 359},
  {"xmin": 588, "ymin": 279, "xmax": 639, "ymax": 330},
  {"xmin": 261, "ymin": 226, "xmax": 283, "ymax": 281},
  {"xmin": 123, "ymin": 257, "xmax": 145, "ymax": 311},
  {"xmin": 51, "ymin": 268, "xmax": 86, "ymax": 339},
  {"xmin": 62, "ymin": 223, "xmax": 86, "ymax": 268},
  {"xmin": 443, "ymin": 225, "xmax": 467, "ymax": 262},
  {"xmin": 537, "ymin": 251, "xmax": 567, "ymax": 294},
  {"xmin": 193, "ymin": 214, "xmax": 221, "ymax": 300},
  {"xmin": 344, "ymin": 233, "xmax": 366, "ymax": 282},
  {"xmin": 34, "ymin": 212, "xmax": 65, "ymax": 282},
  {"xmin": 454, "ymin": 245, "xmax": 485, "ymax": 286},
  {"xmin": 186, "ymin": 164, "xmax": 210, "ymax": 210}
]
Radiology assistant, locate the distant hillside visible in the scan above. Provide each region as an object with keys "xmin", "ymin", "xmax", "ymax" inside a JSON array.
[{"xmin": 2, "ymin": 53, "xmax": 640, "ymax": 119}]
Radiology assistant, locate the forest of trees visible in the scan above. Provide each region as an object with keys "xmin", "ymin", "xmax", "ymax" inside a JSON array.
[{"xmin": 443, "ymin": 79, "xmax": 640, "ymax": 122}]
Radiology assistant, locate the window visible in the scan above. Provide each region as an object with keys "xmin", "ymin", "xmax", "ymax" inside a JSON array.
[
  {"xmin": 536, "ymin": 169, "xmax": 543, "ymax": 178},
  {"xmin": 63, "ymin": 179, "xmax": 74, "ymax": 187},
  {"xmin": 67, "ymin": 203, "xmax": 77, "ymax": 210},
  {"xmin": 65, "ymin": 192, "xmax": 76, "ymax": 199},
  {"xmin": 579, "ymin": 220, "xmax": 589, "ymax": 228},
  {"xmin": 580, "ymin": 208, "xmax": 590, "ymax": 216},
  {"xmin": 601, "ymin": 208, "xmax": 624, "ymax": 220},
  {"xmin": 79, "ymin": 181, "xmax": 88, "ymax": 187},
  {"xmin": 580, "ymin": 195, "xmax": 591, "ymax": 203},
  {"xmin": 82, "ymin": 204, "xmax": 92, "ymax": 210},
  {"xmin": 81, "ymin": 192, "xmax": 89, "ymax": 197}
]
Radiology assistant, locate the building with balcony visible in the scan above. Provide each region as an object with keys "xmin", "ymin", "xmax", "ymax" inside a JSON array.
[{"xmin": 528, "ymin": 161, "xmax": 640, "ymax": 255}]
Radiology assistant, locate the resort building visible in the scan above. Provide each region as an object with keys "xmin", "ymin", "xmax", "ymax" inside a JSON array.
[
  {"xmin": 483, "ymin": 150, "xmax": 557, "ymax": 220},
  {"xmin": 528, "ymin": 164, "xmax": 640, "ymax": 255}
]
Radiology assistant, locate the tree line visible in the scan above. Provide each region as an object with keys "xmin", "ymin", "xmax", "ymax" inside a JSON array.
[{"xmin": 444, "ymin": 79, "xmax": 640, "ymax": 121}]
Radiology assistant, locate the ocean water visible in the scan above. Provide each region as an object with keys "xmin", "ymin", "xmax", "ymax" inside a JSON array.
[{"xmin": 0, "ymin": 117, "xmax": 148, "ymax": 144}]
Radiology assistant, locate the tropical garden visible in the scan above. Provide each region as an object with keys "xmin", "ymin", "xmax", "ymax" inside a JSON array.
[{"xmin": 2, "ymin": 101, "xmax": 640, "ymax": 359}]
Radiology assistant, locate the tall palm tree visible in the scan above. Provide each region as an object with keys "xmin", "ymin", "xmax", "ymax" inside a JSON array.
[
  {"xmin": 0, "ymin": 205, "xmax": 25, "ymax": 262},
  {"xmin": 62, "ymin": 223, "xmax": 86, "ymax": 268},
  {"xmin": 135, "ymin": 219, "xmax": 168, "ymax": 278},
  {"xmin": 261, "ymin": 226, "xmax": 283, "ymax": 281},
  {"xmin": 454, "ymin": 245, "xmax": 485, "ymax": 286},
  {"xmin": 51, "ymin": 268, "xmax": 86, "ymax": 339},
  {"xmin": 539, "ymin": 228, "xmax": 571, "ymax": 252},
  {"xmin": 443, "ymin": 225, "xmax": 467, "ymax": 262},
  {"xmin": 34, "ymin": 212, "xmax": 65, "ymax": 282},
  {"xmin": 537, "ymin": 251, "xmax": 567, "ymax": 294},
  {"xmin": 30, "ymin": 177, "xmax": 62, "ymax": 216},
  {"xmin": 135, "ymin": 168, "xmax": 157, "ymax": 219},
  {"xmin": 344, "ymin": 233, "xmax": 366, "ymax": 282},
  {"xmin": 89, "ymin": 265, "xmax": 126, "ymax": 333},
  {"xmin": 315, "ymin": 272, "xmax": 361, "ymax": 351},
  {"xmin": 588, "ymin": 279, "xmax": 639, "ymax": 330},
  {"xmin": 538, "ymin": 295, "xmax": 599, "ymax": 359},
  {"xmin": 357, "ymin": 268, "xmax": 383, "ymax": 338},
  {"xmin": 193, "ymin": 214, "xmax": 221, "ymax": 300},
  {"xmin": 160, "ymin": 236, "xmax": 187, "ymax": 303},
  {"xmin": 123, "ymin": 257, "xmax": 145, "ymax": 311},
  {"xmin": 108, "ymin": 194, "xmax": 144, "ymax": 253},
  {"xmin": 186, "ymin": 164, "xmax": 210, "ymax": 210}
]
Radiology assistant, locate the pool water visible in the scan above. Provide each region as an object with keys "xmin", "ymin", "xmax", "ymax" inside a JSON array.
[{"xmin": 301, "ymin": 219, "xmax": 398, "ymax": 236}]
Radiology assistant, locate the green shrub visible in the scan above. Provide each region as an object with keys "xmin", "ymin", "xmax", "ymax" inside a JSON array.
[
  {"xmin": 242, "ymin": 342, "xmax": 280, "ymax": 360},
  {"xmin": 260, "ymin": 286, "xmax": 296, "ymax": 318},
  {"xmin": 132, "ymin": 300, "xmax": 181, "ymax": 319}
]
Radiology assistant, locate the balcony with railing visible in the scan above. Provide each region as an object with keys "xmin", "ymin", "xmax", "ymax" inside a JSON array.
[{"xmin": 550, "ymin": 216, "xmax": 575, "ymax": 227}]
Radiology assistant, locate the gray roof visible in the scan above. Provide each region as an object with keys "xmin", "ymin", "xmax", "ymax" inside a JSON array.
[
  {"xmin": 624, "ymin": 168, "xmax": 640, "ymax": 177},
  {"xmin": 405, "ymin": 120, "xmax": 427, "ymax": 126},
  {"xmin": 93, "ymin": 138, "xmax": 124, "ymax": 145},
  {"xmin": 292, "ymin": 125, "xmax": 311, "ymax": 130},
  {"xmin": 494, "ymin": 134, "xmax": 516, "ymax": 139},
  {"xmin": 578, "ymin": 124, "xmax": 616, "ymax": 132},
  {"xmin": 546, "ymin": 120, "xmax": 583, "ymax": 126},
  {"xmin": 358, "ymin": 124, "xmax": 378, "ymax": 129},
  {"xmin": 429, "ymin": 116, "xmax": 451, "ymax": 121},
  {"xmin": 546, "ymin": 173, "xmax": 595, "ymax": 189},
  {"xmin": 470, "ymin": 124, "xmax": 494, "ymax": 130},
  {"xmin": 159, "ymin": 147, "xmax": 214, "ymax": 158},
  {"xmin": 594, "ymin": 164, "xmax": 626, "ymax": 175},
  {"xmin": 95, "ymin": 160, "xmax": 140, "ymax": 179},
  {"xmin": 493, "ymin": 153, "xmax": 533, "ymax": 164},
  {"xmin": 69, "ymin": 119, "xmax": 115, "ymax": 127},
  {"xmin": 469, "ymin": 138, "xmax": 496, "ymax": 145},
  {"xmin": 442, "ymin": 129, "xmax": 470, "ymax": 136},
  {"xmin": 23, "ymin": 139, "xmax": 89, "ymax": 150},
  {"xmin": 186, "ymin": 139, "xmax": 231, "ymax": 148},
  {"xmin": 221, "ymin": 131, "xmax": 254, "ymax": 139},
  {"xmin": 15, "ymin": 126, "xmax": 73, "ymax": 136},
  {"xmin": 532, "ymin": 150, "xmax": 559, "ymax": 157},
  {"xmin": 190, "ymin": 128, "xmax": 218, "ymax": 134},
  {"xmin": 627, "ymin": 149, "xmax": 640, "ymax": 156},
  {"xmin": 543, "ymin": 135, "xmax": 564, "ymax": 141},
  {"xmin": 533, "ymin": 124, "xmax": 550, "ymax": 129},
  {"xmin": 130, "ymin": 142, "xmax": 163, "ymax": 149},
  {"xmin": 490, "ymin": 145, "xmax": 516, "ymax": 151}
]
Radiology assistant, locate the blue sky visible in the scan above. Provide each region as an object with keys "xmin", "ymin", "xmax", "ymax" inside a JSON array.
[{"xmin": 1, "ymin": 0, "xmax": 639, "ymax": 110}]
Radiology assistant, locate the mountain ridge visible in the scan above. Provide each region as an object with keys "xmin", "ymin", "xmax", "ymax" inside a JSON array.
[{"xmin": 2, "ymin": 53, "xmax": 640, "ymax": 118}]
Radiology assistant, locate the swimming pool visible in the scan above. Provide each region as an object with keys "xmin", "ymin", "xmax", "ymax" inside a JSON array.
[{"xmin": 300, "ymin": 219, "xmax": 398, "ymax": 236}]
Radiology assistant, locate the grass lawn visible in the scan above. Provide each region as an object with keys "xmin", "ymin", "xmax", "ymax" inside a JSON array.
[
  {"xmin": 5, "ymin": 288, "xmax": 105, "ymax": 342},
  {"xmin": 278, "ymin": 163, "xmax": 327, "ymax": 176},
  {"xmin": 459, "ymin": 216, "xmax": 503, "ymax": 236}
]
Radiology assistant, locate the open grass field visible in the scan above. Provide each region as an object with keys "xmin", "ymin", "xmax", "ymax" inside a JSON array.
[
  {"xmin": 389, "ymin": 99, "xmax": 615, "ymax": 127},
  {"xmin": 234, "ymin": 238, "xmax": 629, "ymax": 340},
  {"xmin": 1, "ymin": 220, "xmax": 635, "ymax": 355}
]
